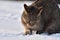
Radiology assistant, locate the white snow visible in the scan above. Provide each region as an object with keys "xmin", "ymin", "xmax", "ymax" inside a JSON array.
[{"xmin": 0, "ymin": 1, "xmax": 60, "ymax": 40}]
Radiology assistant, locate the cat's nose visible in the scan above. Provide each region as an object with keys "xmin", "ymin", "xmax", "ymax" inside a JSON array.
[{"xmin": 30, "ymin": 21, "xmax": 34, "ymax": 26}]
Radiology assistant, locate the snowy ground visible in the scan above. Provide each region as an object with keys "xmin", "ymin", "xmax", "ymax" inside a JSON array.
[{"xmin": 0, "ymin": 1, "xmax": 60, "ymax": 40}]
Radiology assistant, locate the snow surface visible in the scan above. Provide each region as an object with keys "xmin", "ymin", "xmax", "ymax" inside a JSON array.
[{"xmin": 0, "ymin": 1, "xmax": 60, "ymax": 40}]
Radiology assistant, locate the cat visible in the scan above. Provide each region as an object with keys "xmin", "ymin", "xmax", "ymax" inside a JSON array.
[{"xmin": 21, "ymin": 0, "xmax": 60, "ymax": 35}]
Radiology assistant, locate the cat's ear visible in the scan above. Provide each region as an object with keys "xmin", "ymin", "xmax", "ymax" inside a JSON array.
[
  {"xmin": 36, "ymin": 0, "xmax": 39, "ymax": 2},
  {"xmin": 24, "ymin": 4, "xmax": 29, "ymax": 12},
  {"xmin": 37, "ymin": 7, "xmax": 44, "ymax": 16},
  {"xmin": 35, "ymin": 0, "xmax": 39, "ymax": 3},
  {"xmin": 35, "ymin": 0, "xmax": 41, "ymax": 2}
]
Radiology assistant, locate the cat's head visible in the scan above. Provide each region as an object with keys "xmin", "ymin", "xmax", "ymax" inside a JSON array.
[{"xmin": 23, "ymin": 4, "xmax": 44, "ymax": 26}]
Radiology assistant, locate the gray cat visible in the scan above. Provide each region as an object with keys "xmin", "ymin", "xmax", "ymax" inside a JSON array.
[{"xmin": 21, "ymin": 0, "xmax": 60, "ymax": 35}]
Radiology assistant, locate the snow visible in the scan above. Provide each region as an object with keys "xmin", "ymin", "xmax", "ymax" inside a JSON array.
[
  {"xmin": 0, "ymin": 1, "xmax": 32, "ymax": 34},
  {"xmin": 0, "ymin": 1, "xmax": 60, "ymax": 40}
]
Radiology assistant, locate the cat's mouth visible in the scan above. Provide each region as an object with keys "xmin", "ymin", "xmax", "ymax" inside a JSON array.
[{"xmin": 26, "ymin": 23, "xmax": 40, "ymax": 30}]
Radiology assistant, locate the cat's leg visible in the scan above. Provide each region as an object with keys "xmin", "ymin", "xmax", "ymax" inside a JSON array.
[
  {"xmin": 36, "ymin": 30, "xmax": 44, "ymax": 34},
  {"xmin": 45, "ymin": 24, "xmax": 60, "ymax": 35},
  {"xmin": 24, "ymin": 28, "xmax": 32, "ymax": 35}
]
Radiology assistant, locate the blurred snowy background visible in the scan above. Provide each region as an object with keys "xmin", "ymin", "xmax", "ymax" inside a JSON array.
[
  {"xmin": 0, "ymin": 1, "xmax": 60, "ymax": 40},
  {"xmin": 0, "ymin": 0, "xmax": 35, "ymax": 1}
]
